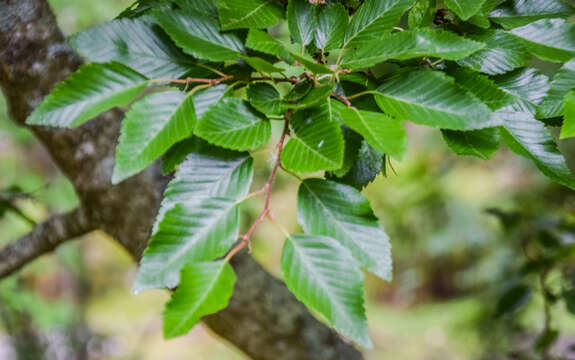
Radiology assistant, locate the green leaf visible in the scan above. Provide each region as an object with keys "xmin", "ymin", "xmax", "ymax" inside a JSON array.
[
  {"xmin": 561, "ymin": 91, "xmax": 575, "ymax": 140},
  {"xmin": 69, "ymin": 16, "xmax": 194, "ymax": 79},
  {"xmin": 154, "ymin": 10, "xmax": 245, "ymax": 62},
  {"xmin": 408, "ymin": 0, "xmax": 435, "ymax": 29},
  {"xmin": 495, "ymin": 68, "xmax": 550, "ymax": 113},
  {"xmin": 330, "ymin": 140, "xmax": 384, "ymax": 189},
  {"xmin": 344, "ymin": 0, "xmax": 418, "ymax": 47},
  {"xmin": 457, "ymin": 29, "xmax": 530, "ymax": 75},
  {"xmin": 538, "ymin": 60, "xmax": 575, "ymax": 119},
  {"xmin": 499, "ymin": 109, "xmax": 575, "ymax": 190},
  {"xmin": 247, "ymin": 82, "xmax": 285, "ymax": 116},
  {"xmin": 329, "ymin": 126, "xmax": 363, "ymax": 178},
  {"xmin": 494, "ymin": 284, "xmax": 531, "ymax": 318},
  {"xmin": 218, "ymin": 0, "xmax": 283, "ymax": 30},
  {"xmin": 442, "ymin": 128, "xmax": 500, "ymax": 160},
  {"xmin": 489, "ymin": 0, "xmax": 574, "ymax": 29},
  {"xmin": 246, "ymin": 29, "xmax": 294, "ymax": 63},
  {"xmin": 192, "ymin": 84, "xmax": 229, "ymax": 119},
  {"xmin": 510, "ymin": 18, "xmax": 575, "ymax": 63},
  {"xmin": 241, "ymin": 56, "xmax": 283, "ymax": 74},
  {"xmin": 342, "ymin": 28, "xmax": 484, "ymax": 70},
  {"xmin": 163, "ymin": 261, "xmax": 236, "ymax": 338},
  {"xmin": 281, "ymin": 234, "xmax": 373, "ymax": 348},
  {"xmin": 374, "ymin": 70, "xmax": 496, "ymax": 130},
  {"xmin": 285, "ymin": 82, "xmax": 334, "ymax": 110},
  {"xmin": 175, "ymin": 0, "xmax": 219, "ymax": 18},
  {"xmin": 445, "ymin": 0, "xmax": 486, "ymax": 20},
  {"xmin": 333, "ymin": 102, "xmax": 407, "ymax": 160},
  {"xmin": 281, "ymin": 101, "xmax": 344, "ymax": 173},
  {"xmin": 451, "ymin": 68, "xmax": 516, "ymax": 110},
  {"xmin": 288, "ymin": 0, "xmax": 317, "ymax": 46},
  {"xmin": 196, "ymin": 97, "xmax": 271, "ymax": 151},
  {"xmin": 133, "ymin": 199, "xmax": 239, "ymax": 293},
  {"xmin": 158, "ymin": 138, "xmax": 253, "ymax": 228},
  {"xmin": 27, "ymin": 62, "xmax": 148, "ymax": 127},
  {"xmin": 113, "ymin": 90, "xmax": 195, "ymax": 184},
  {"xmin": 298, "ymin": 178, "xmax": 392, "ymax": 281},
  {"xmin": 467, "ymin": 0, "xmax": 499, "ymax": 29},
  {"xmin": 315, "ymin": 3, "xmax": 349, "ymax": 51}
]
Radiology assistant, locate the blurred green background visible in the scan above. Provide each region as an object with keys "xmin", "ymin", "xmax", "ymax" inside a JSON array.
[{"xmin": 2, "ymin": 1, "xmax": 575, "ymax": 359}]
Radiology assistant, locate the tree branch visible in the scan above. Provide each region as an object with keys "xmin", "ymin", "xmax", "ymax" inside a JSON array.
[{"xmin": 0, "ymin": 208, "xmax": 93, "ymax": 279}]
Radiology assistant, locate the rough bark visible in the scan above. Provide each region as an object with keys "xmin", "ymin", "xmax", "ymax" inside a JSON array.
[{"xmin": 0, "ymin": 1, "xmax": 365, "ymax": 359}]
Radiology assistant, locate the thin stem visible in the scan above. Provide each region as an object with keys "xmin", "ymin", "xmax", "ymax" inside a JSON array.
[
  {"xmin": 267, "ymin": 212, "xmax": 291, "ymax": 239},
  {"xmin": 225, "ymin": 116, "xmax": 291, "ymax": 262},
  {"xmin": 346, "ymin": 90, "xmax": 377, "ymax": 101}
]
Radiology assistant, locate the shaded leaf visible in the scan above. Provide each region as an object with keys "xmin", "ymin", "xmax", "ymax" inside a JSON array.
[
  {"xmin": 245, "ymin": 29, "xmax": 294, "ymax": 63},
  {"xmin": 495, "ymin": 284, "xmax": 531, "ymax": 318},
  {"xmin": 457, "ymin": 29, "xmax": 530, "ymax": 75},
  {"xmin": 154, "ymin": 10, "xmax": 245, "ymax": 62},
  {"xmin": 330, "ymin": 141, "xmax": 384, "ymax": 189},
  {"xmin": 444, "ymin": 0, "xmax": 486, "ymax": 20},
  {"xmin": 281, "ymin": 234, "xmax": 373, "ymax": 348},
  {"xmin": 342, "ymin": 28, "xmax": 484, "ymax": 70},
  {"xmin": 298, "ymin": 178, "xmax": 392, "ymax": 281},
  {"xmin": 442, "ymin": 128, "xmax": 500, "ymax": 160},
  {"xmin": 27, "ymin": 62, "xmax": 148, "ymax": 127},
  {"xmin": 69, "ymin": 16, "xmax": 194, "ymax": 79},
  {"xmin": 408, "ymin": 0, "xmax": 435, "ymax": 28}
]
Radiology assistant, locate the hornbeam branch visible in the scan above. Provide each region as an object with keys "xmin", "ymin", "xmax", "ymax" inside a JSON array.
[{"xmin": 0, "ymin": 208, "xmax": 93, "ymax": 279}]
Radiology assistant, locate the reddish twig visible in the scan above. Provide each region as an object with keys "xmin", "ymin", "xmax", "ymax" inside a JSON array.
[
  {"xmin": 225, "ymin": 117, "xmax": 291, "ymax": 261},
  {"xmin": 331, "ymin": 92, "xmax": 352, "ymax": 107}
]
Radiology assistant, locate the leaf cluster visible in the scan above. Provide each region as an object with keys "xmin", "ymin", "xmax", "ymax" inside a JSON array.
[{"xmin": 26, "ymin": 0, "xmax": 575, "ymax": 348}]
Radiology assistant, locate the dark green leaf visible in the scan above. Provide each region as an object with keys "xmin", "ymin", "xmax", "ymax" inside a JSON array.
[
  {"xmin": 246, "ymin": 29, "xmax": 295, "ymax": 63},
  {"xmin": 154, "ymin": 10, "xmax": 245, "ymax": 62},
  {"xmin": 442, "ymin": 128, "xmax": 500, "ymax": 160},
  {"xmin": 175, "ymin": 0, "xmax": 218, "ymax": 17},
  {"xmin": 285, "ymin": 82, "xmax": 334, "ymax": 110},
  {"xmin": 247, "ymin": 82, "xmax": 285, "ymax": 116},
  {"xmin": 298, "ymin": 178, "xmax": 392, "ymax": 280},
  {"xmin": 241, "ymin": 56, "xmax": 283, "ymax": 74},
  {"xmin": 451, "ymin": 67, "xmax": 516, "ymax": 110},
  {"xmin": 330, "ymin": 140, "xmax": 384, "ymax": 189},
  {"xmin": 69, "ymin": 16, "xmax": 194, "ymax": 79},
  {"xmin": 538, "ymin": 59, "xmax": 575, "ymax": 119},
  {"xmin": 408, "ymin": 0, "xmax": 435, "ymax": 29},
  {"xmin": 281, "ymin": 234, "xmax": 373, "ymax": 348},
  {"xmin": 315, "ymin": 3, "xmax": 349, "ymax": 51},
  {"xmin": 457, "ymin": 29, "xmax": 530, "ymax": 75},
  {"xmin": 344, "ymin": 0, "xmax": 418, "ymax": 47},
  {"xmin": 218, "ymin": 0, "xmax": 283, "ymax": 30},
  {"xmin": 288, "ymin": 0, "xmax": 317, "ymax": 46},
  {"xmin": 375, "ymin": 70, "xmax": 496, "ymax": 130},
  {"xmin": 444, "ymin": 0, "xmax": 487, "ymax": 20},
  {"xmin": 489, "ymin": 0, "xmax": 574, "ymax": 29},
  {"xmin": 495, "ymin": 284, "xmax": 531, "ymax": 318},
  {"xmin": 510, "ymin": 18, "xmax": 575, "ymax": 63},
  {"xmin": 27, "ymin": 62, "xmax": 148, "ymax": 127},
  {"xmin": 342, "ymin": 28, "xmax": 485, "ymax": 70}
]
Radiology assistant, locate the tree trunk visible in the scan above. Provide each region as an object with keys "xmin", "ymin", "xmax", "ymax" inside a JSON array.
[{"xmin": 0, "ymin": 1, "xmax": 364, "ymax": 359}]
